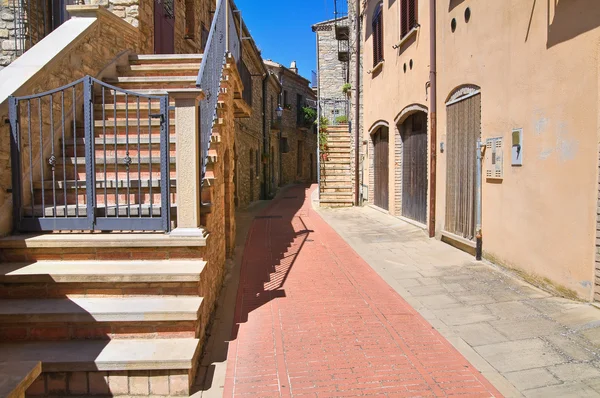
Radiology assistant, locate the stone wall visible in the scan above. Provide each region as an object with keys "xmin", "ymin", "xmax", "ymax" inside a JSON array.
[
  {"xmin": 267, "ymin": 63, "xmax": 318, "ymax": 187},
  {"xmin": 0, "ymin": 1, "xmax": 16, "ymax": 70},
  {"xmin": 234, "ymin": 43, "xmax": 265, "ymax": 208},
  {"xmin": 0, "ymin": 7, "xmax": 140, "ymax": 236}
]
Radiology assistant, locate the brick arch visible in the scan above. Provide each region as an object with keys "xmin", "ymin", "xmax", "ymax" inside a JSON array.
[
  {"xmin": 445, "ymin": 84, "xmax": 481, "ymax": 104},
  {"xmin": 394, "ymin": 108, "xmax": 429, "ymax": 218},
  {"xmin": 394, "ymin": 104, "xmax": 429, "ymax": 126}
]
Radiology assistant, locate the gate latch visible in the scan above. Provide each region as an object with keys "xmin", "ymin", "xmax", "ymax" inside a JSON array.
[{"xmin": 149, "ymin": 113, "xmax": 165, "ymax": 123}]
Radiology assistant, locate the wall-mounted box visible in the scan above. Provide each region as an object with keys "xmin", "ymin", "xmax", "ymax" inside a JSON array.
[
  {"xmin": 486, "ymin": 137, "xmax": 503, "ymax": 180},
  {"xmin": 512, "ymin": 128, "xmax": 523, "ymax": 166}
]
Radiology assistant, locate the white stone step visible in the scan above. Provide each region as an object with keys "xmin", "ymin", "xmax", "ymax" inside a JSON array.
[
  {"xmin": 129, "ymin": 54, "xmax": 203, "ymax": 64},
  {"xmin": 0, "ymin": 338, "xmax": 199, "ymax": 372},
  {"xmin": 0, "ymin": 297, "xmax": 203, "ymax": 323},
  {"xmin": 124, "ymin": 63, "xmax": 200, "ymax": 73},
  {"xmin": 0, "ymin": 260, "xmax": 205, "ymax": 283},
  {"xmin": 104, "ymin": 76, "xmax": 197, "ymax": 84}
]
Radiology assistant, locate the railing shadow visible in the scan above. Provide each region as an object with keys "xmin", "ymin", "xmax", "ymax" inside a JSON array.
[{"xmin": 194, "ymin": 184, "xmax": 314, "ymax": 393}]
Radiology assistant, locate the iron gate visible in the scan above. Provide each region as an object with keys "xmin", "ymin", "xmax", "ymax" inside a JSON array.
[
  {"xmin": 445, "ymin": 93, "xmax": 481, "ymax": 240},
  {"xmin": 9, "ymin": 76, "xmax": 171, "ymax": 232}
]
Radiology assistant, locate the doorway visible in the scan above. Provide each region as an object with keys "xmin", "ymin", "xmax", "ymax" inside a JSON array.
[
  {"xmin": 400, "ymin": 112, "xmax": 428, "ymax": 224},
  {"xmin": 154, "ymin": 0, "xmax": 175, "ymax": 54},
  {"xmin": 445, "ymin": 93, "xmax": 481, "ymax": 240},
  {"xmin": 373, "ymin": 126, "xmax": 389, "ymax": 210}
]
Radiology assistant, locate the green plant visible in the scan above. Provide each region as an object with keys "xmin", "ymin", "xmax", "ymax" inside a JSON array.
[
  {"xmin": 335, "ymin": 115, "xmax": 348, "ymax": 124},
  {"xmin": 341, "ymin": 83, "xmax": 352, "ymax": 94},
  {"xmin": 284, "ymin": 103, "xmax": 292, "ymax": 110},
  {"xmin": 319, "ymin": 116, "xmax": 329, "ymax": 155},
  {"xmin": 301, "ymin": 106, "xmax": 317, "ymax": 129}
]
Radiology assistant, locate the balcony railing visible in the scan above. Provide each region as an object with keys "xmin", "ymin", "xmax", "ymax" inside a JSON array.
[{"xmin": 7, "ymin": 0, "xmax": 75, "ymax": 59}]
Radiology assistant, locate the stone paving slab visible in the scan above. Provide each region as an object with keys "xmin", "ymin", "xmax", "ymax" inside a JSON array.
[{"xmin": 317, "ymin": 202, "xmax": 600, "ymax": 397}]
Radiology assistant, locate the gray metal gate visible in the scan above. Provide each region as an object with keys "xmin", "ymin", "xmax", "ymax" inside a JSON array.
[
  {"xmin": 445, "ymin": 93, "xmax": 481, "ymax": 240},
  {"xmin": 9, "ymin": 76, "xmax": 171, "ymax": 232}
]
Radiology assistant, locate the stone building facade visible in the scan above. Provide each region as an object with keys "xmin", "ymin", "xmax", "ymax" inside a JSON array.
[
  {"xmin": 265, "ymin": 60, "xmax": 318, "ymax": 188},
  {"xmin": 233, "ymin": 35, "xmax": 282, "ymax": 208},
  {"xmin": 313, "ymin": 0, "xmax": 364, "ymax": 204}
]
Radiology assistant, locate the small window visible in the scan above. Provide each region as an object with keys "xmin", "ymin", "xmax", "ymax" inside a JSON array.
[
  {"xmin": 400, "ymin": 0, "xmax": 418, "ymax": 38},
  {"xmin": 296, "ymin": 94, "xmax": 303, "ymax": 125},
  {"xmin": 256, "ymin": 149, "xmax": 260, "ymax": 173},
  {"xmin": 185, "ymin": 0, "xmax": 195, "ymax": 39},
  {"xmin": 372, "ymin": 2, "xmax": 384, "ymax": 67},
  {"xmin": 283, "ymin": 90, "xmax": 289, "ymax": 107},
  {"xmin": 297, "ymin": 140, "xmax": 303, "ymax": 176}
]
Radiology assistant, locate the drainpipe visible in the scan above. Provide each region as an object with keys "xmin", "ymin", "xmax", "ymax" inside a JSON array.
[
  {"xmin": 354, "ymin": 1, "xmax": 361, "ymax": 206},
  {"xmin": 475, "ymin": 139, "xmax": 483, "ymax": 260},
  {"xmin": 428, "ymin": 0, "xmax": 437, "ymax": 238}
]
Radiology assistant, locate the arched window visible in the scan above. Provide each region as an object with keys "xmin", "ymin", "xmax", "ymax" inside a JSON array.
[{"xmin": 372, "ymin": 2, "xmax": 384, "ymax": 67}]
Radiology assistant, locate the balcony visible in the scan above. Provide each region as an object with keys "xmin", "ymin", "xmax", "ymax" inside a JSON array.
[
  {"xmin": 335, "ymin": 16, "xmax": 350, "ymax": 40},
  {"xmin": 338, "ymin": 39, "xmax": 349, "ymax": 62}
]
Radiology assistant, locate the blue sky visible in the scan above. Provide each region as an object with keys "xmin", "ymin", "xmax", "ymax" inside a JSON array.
[{"xmin": 235, "ymin": 0, "xmax": 335, "ymax": 82}]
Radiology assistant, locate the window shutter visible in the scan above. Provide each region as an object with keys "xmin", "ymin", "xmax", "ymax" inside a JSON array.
[
  {"xmin": 372, "ymin": 10, "xmax": 383, "ymax": 67},
  {"xmin": 408, "ymin": 0, "xmax": 417, "ymax": 31},
  {"xmin": 401, "ymin": 0, "xmax": 408, "ymax": 38}
]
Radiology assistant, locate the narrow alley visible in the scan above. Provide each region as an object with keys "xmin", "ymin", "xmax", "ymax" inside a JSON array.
[
  {"xmin": 211, "ymin": 185, "xmax": 501, "ymax": 397},
  {"xmin": 195, "ymin": 184, "xmax": 600, "ymax": 398}
]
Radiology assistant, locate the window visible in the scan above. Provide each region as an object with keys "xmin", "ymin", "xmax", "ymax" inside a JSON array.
[
  {"xmin": 297, "ymin": 141, "xmax": 303, "ymax": 176},
  {"xmin": 372, "ymin": 2, "xmax": 384, "ymax": 67},
  {"xmin": 296, "ymin": 94, "xmax": 303, "ymax": 125},
  {"xmin": 184, "ymin": 0, "xmax": 195, "ymax": 39},
  {"xmin": 283, "ymin": 90, "xmax": 289, "ymax": 108},
  {"xmin": 400, "ymin": 0, "xmax": 418, "ymax": 38},
  {"xmin": 240, "ymin": 61, "xmax": 252, "ymax": 106},
  {"xmin": 256, "ymin": 149, "xmax": 260, "ymax": 173}
]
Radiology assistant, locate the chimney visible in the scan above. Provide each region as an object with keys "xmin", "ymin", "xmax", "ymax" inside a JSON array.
[{"xmin": 290, "ymin": 61, "xmax": 298, "ymax": 74}]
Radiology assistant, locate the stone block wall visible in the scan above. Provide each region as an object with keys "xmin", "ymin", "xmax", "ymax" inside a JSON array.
[
  {"xmin": 234, "ymin": 43, "xmax": 266, "ymax": 208},
  {"xmin": 0, "ymin": 1, "xmax": 16, "ymax": 69}
]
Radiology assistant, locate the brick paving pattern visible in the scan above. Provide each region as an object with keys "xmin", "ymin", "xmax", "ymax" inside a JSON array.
[{"xmin": 223, "ymin": 185, "xmax": 502, "ymax": 397}]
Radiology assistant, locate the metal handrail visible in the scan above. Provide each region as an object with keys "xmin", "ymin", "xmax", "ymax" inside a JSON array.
[{"xmin": 196, "ymin": 0, "xmax": 240, "ymax": 184}]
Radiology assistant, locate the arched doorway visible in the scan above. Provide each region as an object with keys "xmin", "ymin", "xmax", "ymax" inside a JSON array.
[
  {"xmin": 445, "ymin": 87, "xmax": 481, "ymax": 240},
  {"xmin": 372, "ymin": 126, "xmax": 389, "ymax": 210},
  {"xmin": 399, "ymin": 111, "xmax": 428, "ymax": 224}
]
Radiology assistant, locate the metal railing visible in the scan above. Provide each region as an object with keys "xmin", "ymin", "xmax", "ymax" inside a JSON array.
[
  {"xmin": 319, "ymin": 98, "xmax": 350, "ymax": 125},
  {"xmin": 196, "ymin": 0, "xmax": 240, "ymax": 184},
  {"xmin": 9, "ymin": 76, "xmax": 171, "ymax": 232},
  {"xmin": 8, "ymin": 0, "xmax": 74, "ymax": 59}
]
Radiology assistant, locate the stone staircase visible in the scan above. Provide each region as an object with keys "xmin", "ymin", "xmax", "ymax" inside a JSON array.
[
  {"xmin": 0, "ymin": 53, "xmax": 238, "ymax": 397},
  {"xmin": 320, "ymin": 124, "xmax": 353, "ymax": 207}
]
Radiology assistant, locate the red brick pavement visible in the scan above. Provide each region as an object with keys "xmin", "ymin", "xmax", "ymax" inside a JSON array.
[{"xmin": 223, "ymin": 185, "xmax": 502, "ymax": 398}]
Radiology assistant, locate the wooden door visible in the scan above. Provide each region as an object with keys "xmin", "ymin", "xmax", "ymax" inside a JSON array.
[
  {"xmin": 154, "ymin": 0, "xmax": 175, "ymax": 54},
  {"xmin": 373, "ymin": 127, "xmax": 389, "ymax": 210},
  {"xmin": 401, "ymin": 112, "xmax": 428, "ymax": 224},
  {"xmin": 445, "ymin": 94, "xmax": 481, "ymax": 240}
]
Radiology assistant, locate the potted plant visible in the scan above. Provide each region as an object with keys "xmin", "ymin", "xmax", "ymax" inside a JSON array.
[
  {"xmin": 335, "ymin": 115, "xmax": 348, "ymax": 124},
  {"xmin": 284, "ymin": 103, "xmax": 292, "ymax": 111},
  {"xmin": 341, "ymin": 83, "xmax": 352, "ymax": 96}
]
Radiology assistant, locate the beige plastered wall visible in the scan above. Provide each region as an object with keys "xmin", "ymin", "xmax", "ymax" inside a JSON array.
[
  {"xmin": 434, "ymin": 0, "xmax": 600, "ymax": 300},
  {"xmin": 362, "ymin": 0, "xmax": 431, "ymax": 220}
]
